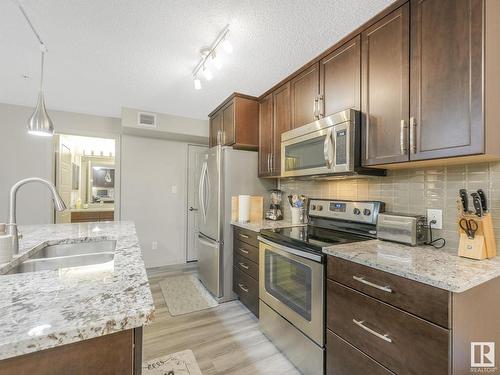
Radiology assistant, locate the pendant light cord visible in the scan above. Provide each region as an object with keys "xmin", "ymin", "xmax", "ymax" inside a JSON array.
[{"xmin": 17, "ymin": 1, "xmax": 45, "ymax": 48}]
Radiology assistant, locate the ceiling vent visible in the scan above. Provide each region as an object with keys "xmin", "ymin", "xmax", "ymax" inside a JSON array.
[{"xmin": 137, "ymin": 112, "xmax": 157, "ymax": 128}]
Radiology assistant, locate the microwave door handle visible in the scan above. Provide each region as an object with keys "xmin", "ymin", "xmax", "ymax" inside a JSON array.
[{"xmin": 323, "ymin": 129, "xmax": 333, "ymax": 168}]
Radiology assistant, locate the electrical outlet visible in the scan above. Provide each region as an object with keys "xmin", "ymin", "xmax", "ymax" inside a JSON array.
[
  {"xmin": 427, "ymin": 209, "xmax": 443, "ymax": 230},
  {"xmin": 152, "ymin": 241, "xmax": 158, "ymax": 250}
]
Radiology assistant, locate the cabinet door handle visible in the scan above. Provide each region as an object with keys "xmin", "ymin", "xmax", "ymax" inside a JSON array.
[
  {"xmin": 238, "ymin": 248, "xmax": 249, "ymax": 254},
  {"xmin": 318, "ymin": 95, "xmax": 324, "ymax": 118},
  {"xmin": 267, "ymin": 153, "xmax": 271, "ymax": 173},
  {"xmin": 239, "ymin": 233, "xmax": 249, "ymax": 239},
  {"xmin": 313, "ymin": 97, "xmax": 320, "ymax": 119},
  {"xmin": 238, "ymin": 283, "xmax": 249, "ymax": 293},
  {"xmin": 238, "ymin": 262, "xmax": 249, "ymax": 270},
  {"xmin": 409, "ymin": 117, "xmax": 416, "ymax": 154},
  {"xmin": 353, "ymin": 319, "xmax": 392, "ymax": 343},
  {"xmin": 353, "ymin": 276, "xmax": 392, "ymax": 293},
  {"xmin": 400, "ymin": 120, "xmax": 408, "ymax": 155},
  {"xmin": 270, "ymin": 153, "xmax": 274, "ymax": 173}
]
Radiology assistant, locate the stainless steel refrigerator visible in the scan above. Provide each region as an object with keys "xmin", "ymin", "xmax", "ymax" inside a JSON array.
[{"xmin": 197, "ymin": 146, "xmax": 272, "ymax": 302}]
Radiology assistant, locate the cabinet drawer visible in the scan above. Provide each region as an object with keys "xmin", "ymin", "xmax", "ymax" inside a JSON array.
[
  {"xmin": 327, "ymin": 330, "xmax": 394, "ymax": 375},
  {"xmin": 327, "ymin": 280, "xmax": 449, "ymax": 375},
  {"xmin": 233, "ymin": 227, "xmax": 259, "ymax": 248},
  {"xmin": 327, "ymin": 256, "xmax": 450, "ymax": 328},
  {"xmin": 234, "ymin": 252, "xmax": 259, "ymax": 280},
  {"xmin": 233, "ymin": 239, "xmax": 259, "ymax": 264},
  {"xmin": 233, "ymin": 267, "xmax": 259, "ymax": 317}
]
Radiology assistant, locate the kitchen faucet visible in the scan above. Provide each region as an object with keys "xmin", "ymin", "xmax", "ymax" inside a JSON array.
[{"xmin": 6, "ymin": 178, "xmax": 66, "ymax": 256}]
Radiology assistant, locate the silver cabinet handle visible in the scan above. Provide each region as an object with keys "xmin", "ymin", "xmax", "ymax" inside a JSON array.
[
  {"xmin": 353, "ymin": 276, "xmax": 392, "ymax": 293},
  {"xmin": 313, "ymin": 97, "xmax": 318, "ymax": 119},
  {"xmin": 267, "ymin": 153, "xmax": 271, "ymax": 173},
  {"xmin": 238, "ymin": 248, "xmax": 249, "ymax": 254},
  {"xmin": 270, "ymin": 153, "xmax": 274, "ymax": 173},
  {"xmin": 323, "ymin": 128, "xmax": 333, "ymax": 168},
  {"xmin": 353, "ymin": 319, "xmax": 392, "ymax": 343},
  {"xmin": 317, "ymin": 95, "xmax": 324, "ymax": 118},
  {"xmin": 400, "ymin": 120, "xmax": 408, "ymax": 155},
  {"xmin": 239, "ymin": 233, "xmax": 249, "ymax": 239},
  {"xmin": 238, "ymin": 283, "xmax": 249, "ymax": 293},
  {"xmin": 238, "ymin": 262, "xmax": 249, "ymax": 270},
  {"xmin": 409, "ymin": 117, "xmax": 416, "ymax": 153}
]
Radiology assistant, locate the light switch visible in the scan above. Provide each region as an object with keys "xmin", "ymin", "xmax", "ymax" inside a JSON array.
[{"xmin": 171, "ymin": 185, "xmax": 177, "ymax": 194}]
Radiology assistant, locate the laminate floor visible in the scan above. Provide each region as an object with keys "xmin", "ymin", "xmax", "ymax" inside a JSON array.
[{"xmin": 144, "ymin": 263, "xmax": 302, "ymax": 375}]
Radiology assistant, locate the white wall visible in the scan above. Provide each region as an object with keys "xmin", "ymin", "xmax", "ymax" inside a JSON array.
[
  {"xmin": 120, "ymin": 135, "xmax": 190, "ymax": 268},
  {"xmin": 0, "ymin": 103, "xmax": 120, "ymax": 225}
]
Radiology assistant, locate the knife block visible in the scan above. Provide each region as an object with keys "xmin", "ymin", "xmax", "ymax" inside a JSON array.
[{"xmin": 458, "ymin": 212, "xmax": 496, "ymax": 260}]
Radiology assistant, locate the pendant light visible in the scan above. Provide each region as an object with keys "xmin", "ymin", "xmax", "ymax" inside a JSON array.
[
  {"xmin": 27, "ymin": 46, "xmax": 54, "ymax": 137},
  {"xmin": 17, "ymin": 1, "xmax": 55, "ymax": 136}
]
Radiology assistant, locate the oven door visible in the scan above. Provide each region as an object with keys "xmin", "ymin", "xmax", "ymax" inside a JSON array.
[
  {"xmin": 281, "ymin": 126, "xmax": 335, "ymax": 177},
  {"xmin": 258, "ymin": 238, "xmax": 324, "ymax": 346}
]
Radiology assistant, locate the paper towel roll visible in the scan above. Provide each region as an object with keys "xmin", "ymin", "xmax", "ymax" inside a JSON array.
[
  {"xmin": 0, "ymin": 234, "xmax": 13, "ymax": 264},
  {"xmin": 238, "ymin": 195, "xmax": 251, "ymax": 223}
]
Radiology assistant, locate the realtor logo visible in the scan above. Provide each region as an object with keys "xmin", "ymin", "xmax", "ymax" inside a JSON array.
[{"xmin": 471, "ymin": 342, "xmax": 495, "ymax": 368}]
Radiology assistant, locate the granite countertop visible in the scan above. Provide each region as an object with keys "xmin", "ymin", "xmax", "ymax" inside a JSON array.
[
  {"xmin": 0, "ymin": 221, "xmax": 154, "ymax": 361},
  {"xmin": 323, "ymin": 239, "xmax": 500, "ymax": 293},
  {"xmin": 231, "ymin": 219, "xmax": 306, "ymax": 232}
]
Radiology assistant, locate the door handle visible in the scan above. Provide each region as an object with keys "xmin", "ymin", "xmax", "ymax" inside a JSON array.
[
  {"xmin": 198, "ymin": 234, "xmax": 218, "ymax": 248},
  {"xmin": 353, "ymin": 319, "xmax": 392, "ymax": 343},
  {"xmin": 400, "ymin": 120, "xmax": 408, "ymax": 155},
  {"xmin": 409, "ymin": 117, "xmax": 416, "ymax": 154},
  {"xmin": 323, "ymin": 129, "xmax": 333, "ymax": 168},
  {"xmin": 188, "ymin": 207, "xmax": 198, "ymax": 212}
]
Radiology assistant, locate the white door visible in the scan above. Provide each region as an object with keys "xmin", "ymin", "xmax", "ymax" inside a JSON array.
[
  {"xmin": 55, "ymin": 136, "xmax": 72, "ymax": 223},
  {"xmin": 186, "ymin": 144, "xmax": 208, "ymax": 262}
]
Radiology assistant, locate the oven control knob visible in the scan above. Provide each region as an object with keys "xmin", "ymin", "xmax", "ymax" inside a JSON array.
[
  {"xmin": 317, "ymin": 205, "xmax": 323, "ymax": 211},
  {"xmin": 363, "ymin": 208, "xmax": 371, "ymax": 216},
  {"xmin": 311, "ymin": 205, "xmax": 317, "ymax": 211},
  {"xmin": 353, "ymin": 208, "xmax": 361, "ymax": 215}
]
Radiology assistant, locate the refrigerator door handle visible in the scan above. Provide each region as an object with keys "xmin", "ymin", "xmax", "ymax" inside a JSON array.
[
  {"xmin": 198, "ymin": 161, "xmax": 207, "ymax": 221},
  {"xmin": 198, "ymin": 233, "xmax": 219, "ymax": 248}
]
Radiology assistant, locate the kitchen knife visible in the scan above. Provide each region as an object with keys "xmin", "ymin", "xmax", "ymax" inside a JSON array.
[
  {"xmin": 459, "ymin": 189, "xmax": 469, "ymax": 213},
  {"xmin": 477, "ymin": 189, "xmax": 488, "ymax": 212},
  {"xmin": 471, "ymin": 192, "xmax": 484, "ymax": 217}
]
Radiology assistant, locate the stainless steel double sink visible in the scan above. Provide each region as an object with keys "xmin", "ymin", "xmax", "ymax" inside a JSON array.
[{"xmin": 7, "ymin": 240, "xmax": 116, "ymax": 274}]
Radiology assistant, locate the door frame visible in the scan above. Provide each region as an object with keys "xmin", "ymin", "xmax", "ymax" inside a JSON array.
[
  {"xmin": 52, "ymin": 132, "xmax": 121, "ymax": 223},
  {"xmin": 185, "ymin": 143, "xmax": 209, "ymax": 262}
]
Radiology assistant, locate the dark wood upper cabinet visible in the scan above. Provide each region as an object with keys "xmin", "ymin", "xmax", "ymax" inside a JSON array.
[
  {"xmin": 272, "ymin": 82, "xmax": 291, "ymax": 176},
  {"xmin": 209, "ymin": 111, "xmax": 222, "ymax": 147},
  {"xmin": 258, "ymin": 94, "xmax": 273, "ymax": 177},
  {"xmin": 320, "ymin": 35, "xmax": 361, "ymax": 117},
  {"xmin": 208, "ymin": 93, "xmax": 259, "ymax": 150},
  {"xmin": 222, "ymin": 101, "xmax": 235, "ymax": 145},
  {"xmin": 290, "ymin": 63, "xmax": 320, "ymax": 129},
  {"xmin": 362, "ymin": 4, "xmax": 410, "ymax": 166},
  {"xmin": 410, "ymin": 0, "xmax": 484, "ymax": 161}
]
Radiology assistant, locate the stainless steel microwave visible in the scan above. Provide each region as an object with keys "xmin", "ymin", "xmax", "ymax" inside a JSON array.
[{"xmin": 281, "ymin": 109, "xmax": 385, "ymax": 178}]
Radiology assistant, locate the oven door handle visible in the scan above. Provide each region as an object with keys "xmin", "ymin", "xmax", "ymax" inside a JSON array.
[
  {"xmin": 323, "ymin": 128, "xmax": 334, "ymax": 169},
  {"xmin": 258, "ymin": 236, "xmax": 323, "ymax": 262}
]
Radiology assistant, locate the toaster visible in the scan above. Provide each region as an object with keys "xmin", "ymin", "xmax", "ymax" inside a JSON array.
[{"xmin": 376, "ymin": 213, "xmax": 428, "ymax": 246}]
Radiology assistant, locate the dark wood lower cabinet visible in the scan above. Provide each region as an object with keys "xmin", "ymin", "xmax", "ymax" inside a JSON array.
[
  {"xmin": 71, "ymin": 210, "xmax": 114, "ymax": 223},
  {"xmin": 327, "ymin": 330, "xmax": 394, "ymax": 375},
  {"xmin": 0, "ymin": 328, "xmax": 141, "ymax": 375},
  {"xmin": 233, "ymin": 227, "xmax": 260, "ymax": 317}
]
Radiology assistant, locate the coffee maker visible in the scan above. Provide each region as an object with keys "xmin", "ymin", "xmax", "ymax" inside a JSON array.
[{"xmin": 265, "ymin": 189, "xmax": 283, "ymax": 221}]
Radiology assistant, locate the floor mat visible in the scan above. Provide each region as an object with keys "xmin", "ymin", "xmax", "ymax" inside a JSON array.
[
  {"xmin": 142, "ymin": 349, "xmax": 202, "ymax": 375},
  {"xmin": 160, "ymin": 274, "xmax": 218, "ymax": 316}
]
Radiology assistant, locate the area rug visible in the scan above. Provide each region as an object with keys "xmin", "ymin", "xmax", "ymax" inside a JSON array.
[
  {"xmin": 160, "ymin": 274, "xmax": 218, "ymax": 316},
  {"xmin": 142, "ymin": 349, "xmax": 202, "ymax": 375}
]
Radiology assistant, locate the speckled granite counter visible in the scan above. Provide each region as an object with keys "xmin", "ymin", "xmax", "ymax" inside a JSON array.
[
  {"xmin": 323, "ymin": 239, "xmax": 500, "ymax": 293},
  {"xmin": 231, "ymin": 219, "xmax": 305, "ymax": 232},
  {"xmin": 0, "ymin": 221, "xmax": 154, "ymax": 361}
]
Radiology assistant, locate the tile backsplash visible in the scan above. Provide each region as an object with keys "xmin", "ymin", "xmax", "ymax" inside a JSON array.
[{"xmin": 279, "ymin": 162, "xmax": 500, "ymax": 250}]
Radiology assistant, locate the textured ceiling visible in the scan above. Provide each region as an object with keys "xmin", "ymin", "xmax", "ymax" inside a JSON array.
[{"xmin": 0, "ymin": 0, "xmax": 393, "ymax": 120}]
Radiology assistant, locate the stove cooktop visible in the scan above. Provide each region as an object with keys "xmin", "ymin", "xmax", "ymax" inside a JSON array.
[{"xmin": 260, "ymin": 225, "xmax": 373, "ymax": 255}]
